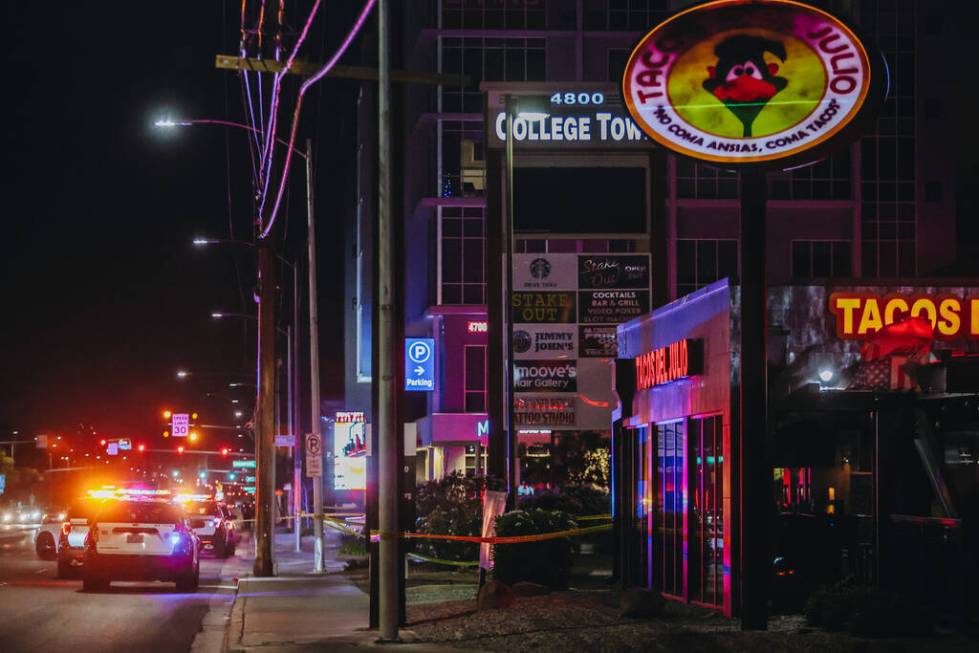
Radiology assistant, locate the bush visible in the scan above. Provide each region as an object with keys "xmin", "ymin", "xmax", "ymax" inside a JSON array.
[
  {"xmin": 518, "ymin": 484, "xmax": 610, "ymax": 516},
  {"xmin": 805, "ymin": 578, "xmax": 933, "ymax": 637},
  {"xmin": 414, "ymin": 472, "xmax": 484, "ymax": 562},
  {"xmin": 492, "ymin": 509, "xmax": 577, "ymax": 589}
]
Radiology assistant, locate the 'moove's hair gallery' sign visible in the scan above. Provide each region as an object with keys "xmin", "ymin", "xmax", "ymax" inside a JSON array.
[{"xmin": 622, "ymin": 0, "xmax": 883, "ymax": 167}]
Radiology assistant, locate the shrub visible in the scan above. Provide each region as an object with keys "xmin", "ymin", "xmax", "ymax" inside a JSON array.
[
  {"xmin": 517, "ymin": 484, "xmax": 609, "ymax": 516},
  {"xmin": 414, "ymin": 472, "xmax": 484, "ymax": 562},
  {"xmin": 492, "ymin": 509, "xmax": 577, "ymax": 589}
]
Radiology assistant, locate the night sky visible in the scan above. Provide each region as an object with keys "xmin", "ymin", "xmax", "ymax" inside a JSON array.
[{"xmin": 0, "ymin": 3, "xmax": 362, "ymax": 449}]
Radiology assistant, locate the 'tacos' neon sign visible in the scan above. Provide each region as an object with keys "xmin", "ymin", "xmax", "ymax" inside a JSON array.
[{"xmin": 635, "ymin": 339, "xmax": 704, "ymax": 390}]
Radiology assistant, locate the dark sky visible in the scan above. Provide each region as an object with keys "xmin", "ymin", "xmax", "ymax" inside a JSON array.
[{"xmin": 0, "ymin": 3, "xmax": 362, "ymax": 446}]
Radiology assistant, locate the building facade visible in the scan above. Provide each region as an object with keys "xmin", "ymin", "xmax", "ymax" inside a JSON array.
[{"xmin": 346, "ymin": 1, "xmax": 956, "ymax": 487}]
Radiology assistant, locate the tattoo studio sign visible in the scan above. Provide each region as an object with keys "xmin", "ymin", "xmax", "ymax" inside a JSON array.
[{"xmin": 622, "ymin": 0, "xmax": 883, "ymax": 168}]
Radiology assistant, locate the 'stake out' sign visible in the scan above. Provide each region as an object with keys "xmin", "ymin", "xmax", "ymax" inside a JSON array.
[{"xmin": 828, "ymin": 293, "xmax": 979, "ymax": 340}]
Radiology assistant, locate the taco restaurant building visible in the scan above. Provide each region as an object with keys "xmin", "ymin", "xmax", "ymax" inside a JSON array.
[{"xmin": 612, "ymin": 278, "xmax": 979, "ymax": 618}]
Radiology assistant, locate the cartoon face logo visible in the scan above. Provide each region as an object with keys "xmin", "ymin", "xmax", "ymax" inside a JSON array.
[
  {"xmin": 622, "ymin": 0, "xmax": 875, "ymax": 166},
  {"xmin": 529, "ymin": 258, "xmax": 551, "ymax": 280},
  {"xmin": 702, "ymin": 35, "xmax": 788, "ymax": 137}
]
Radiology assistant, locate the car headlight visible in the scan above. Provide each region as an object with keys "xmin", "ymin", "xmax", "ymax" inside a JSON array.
[{"xmin": 2, "ymin": 513, "xmax": 12, "ymax": 523}]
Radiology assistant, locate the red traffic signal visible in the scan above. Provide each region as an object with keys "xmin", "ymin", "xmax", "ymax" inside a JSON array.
[
  {"xmin": 177, "ymin": 445, "xmax": 185, "ymax": 454},
  {"xmin": 220, "ymin": 447, "xmax": 229, "ymax": 456},
  {"xmin": 137, "ymin": 443, "xmax": 146, "ymax": 452},
  {"xmin": 100, "ymin": 439, "xmax": 107, "ymax": 446}
]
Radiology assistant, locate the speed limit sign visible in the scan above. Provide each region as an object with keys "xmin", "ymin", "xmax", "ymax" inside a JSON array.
[{"xmin": 305, "ymin": 433, "xmax": 322, "ymax": 477}]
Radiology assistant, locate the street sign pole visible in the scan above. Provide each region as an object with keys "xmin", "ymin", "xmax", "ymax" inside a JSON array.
[{"xmin": 305, "ymin": 138, "xmax": 325, "ymax": 574}]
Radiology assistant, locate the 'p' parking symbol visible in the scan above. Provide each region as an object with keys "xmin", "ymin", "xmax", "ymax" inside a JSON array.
[{"xmin": 408, "ymin": 341, "xmax": 432, "ymax": 364}]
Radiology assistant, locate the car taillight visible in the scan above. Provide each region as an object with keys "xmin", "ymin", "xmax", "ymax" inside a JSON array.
[{"xmin": 61, "ymin": 522, "xmax": 71, "ymax": 536}]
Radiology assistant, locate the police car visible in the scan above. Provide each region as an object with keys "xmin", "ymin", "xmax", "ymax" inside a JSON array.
[
  {"xmin": 183, "ymin": 498, "xmax": 235, "ymax": 557},
  {"xmin": 82, "ymin": 499, "xmax": 199, "ymax": 592}
]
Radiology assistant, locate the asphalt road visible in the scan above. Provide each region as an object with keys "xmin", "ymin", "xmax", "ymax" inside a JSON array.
[{"xmin": 0, "ymin": 527, "xmax": 244, "ymax": 653}]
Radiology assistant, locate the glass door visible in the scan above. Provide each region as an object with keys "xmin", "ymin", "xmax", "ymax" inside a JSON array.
[
  {"xmin": 657, "ymin": 421, "xmax": 686, "ymax": 599},
  {"xmin": 689, "ymin": 415, "xmax": 724, "ymax": 607}
]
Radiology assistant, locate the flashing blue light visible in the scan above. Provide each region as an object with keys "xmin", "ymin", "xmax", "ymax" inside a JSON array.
[
  {"xmin": 170, "ymin": 533, "xmax": 182, "ymax": 546},
  {"xmin": 199, "ymin": 471, "xmax": 207, "ymax": 479},
  {"xmin": 228, "ymin": 473, "xmax": 237, "ymax": 481}
]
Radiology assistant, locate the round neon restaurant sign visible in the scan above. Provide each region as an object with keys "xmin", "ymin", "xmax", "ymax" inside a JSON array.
[{"xmin": 622, "ymin": 0, "xmax": 883, "ymax": 167}]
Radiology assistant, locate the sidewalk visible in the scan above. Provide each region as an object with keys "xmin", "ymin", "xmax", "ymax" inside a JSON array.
[{"xmin": 224, "ymin": 529, "xmax": 464, "ymax": 652}]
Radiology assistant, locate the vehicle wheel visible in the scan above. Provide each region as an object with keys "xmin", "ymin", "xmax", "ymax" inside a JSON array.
[
  {"xmin": 175, "ymin": 563, "xmax": 200, "ymax": 592},
  {"xmin": 36, "ymin": 533, "xmax": 57, "ymax": 561},
  {"xmin": 82, "ymin": 575, "xmax": 109, "ymax": 592}
]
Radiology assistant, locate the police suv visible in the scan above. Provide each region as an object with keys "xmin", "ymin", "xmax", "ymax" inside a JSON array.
[{"xmin": 82, "ymin": 499, "xmax": 199, "ymax": 592}]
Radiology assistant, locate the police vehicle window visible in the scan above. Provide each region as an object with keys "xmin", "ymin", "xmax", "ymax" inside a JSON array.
[
  {"xmin": 186, "ymin": 501, "xmax": 222, "ymax": 517},
  {"xmin": 98, "ymin": 501, "xmax": 183, "ymax": 524}
]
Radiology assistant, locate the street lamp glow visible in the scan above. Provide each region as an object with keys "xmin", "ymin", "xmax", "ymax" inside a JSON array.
[
  {"xmin": 176, "ymin": 370, "xmax": 190, "ymax": 379},
  {"xmin": 234, "ymin": 411, "xmax": 243, "ymax": 418},
  {"xmin": 154, "ymin": 119, "xmax": 177, "ymax": 128},
  {"xmin": 193, "ymin": 237, "xmax": 217, "ymax": 246},
  {"xmin": 211, "ymin": 312, "xmax": 225, "ymax": 319}
]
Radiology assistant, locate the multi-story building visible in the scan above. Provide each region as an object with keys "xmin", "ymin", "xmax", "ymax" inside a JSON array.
[{"xmin": 345, "ymin": 0, "xmax": 956, "ymax": 490}]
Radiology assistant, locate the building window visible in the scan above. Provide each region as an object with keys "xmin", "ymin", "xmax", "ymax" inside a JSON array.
[
  {"xmin": 439, "ymin": 119, "xmax": 485, "ymax": 198},
  {"xmin": 464, "ymin": 444, "xmax": 489, "ymax": 476},
  {"xmin": 464, "ymin": 345, "xmax": 487, "ymax": 412},
  {"xmin": 676, "ymin": 158, "xmax": 738, "ymax": 199},
  {"xmin": 689, "ymin": 415, "xmax": 724, "ymax": 608},
  {"xmin": 676, "ymin": 239, "xmax": 738, "ymax": 297},
  {"xmin": 584, "ymin": 0, "xmax": 669, "ymax": 31},
  {"xmin": 515, "ymin": 238, "xmax": 638, "ymax": 254},
  {"xmin": 791, "ymin": 241, "xmax": 852, "ymax": 279},
  {"xmin": 769, "ymin": 149, "xmax": 852, "ymax": 200},
  {"xmin": 860, "ymin": 0, "xmax": 916, "ymax": 278},
  {"xmin": 441, "ymin": 0, "xmax": 546, "ymax": 30},
  {"xmin": 441, "ymin": 206, "xmax": 486, "ymax": 305},
  {"xmin": 440, "ymin": 37, "xmax": 547, "ymax": 113},
  {"xmin": 607, "ymin": 48, "xmax": 629, "ymax": 81}
]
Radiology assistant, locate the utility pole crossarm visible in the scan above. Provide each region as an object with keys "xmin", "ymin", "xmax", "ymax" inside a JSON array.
[{"xmin": 215, "ymin": 54, "xmax": 469, "ymax": 87}]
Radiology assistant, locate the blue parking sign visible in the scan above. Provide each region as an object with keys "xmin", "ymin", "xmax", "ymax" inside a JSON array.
[{"xmin": 405, "ymin": 338, "xmax": 435, "ymax": 392}]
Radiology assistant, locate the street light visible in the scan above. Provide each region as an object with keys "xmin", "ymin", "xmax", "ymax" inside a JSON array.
[
  {"xmin": 176, "ymin": 370, "xmax": 190, "ymax": 379},
  {"xmin": 160, "ymin": 114, "xmax": 322, "ymax": 571}
]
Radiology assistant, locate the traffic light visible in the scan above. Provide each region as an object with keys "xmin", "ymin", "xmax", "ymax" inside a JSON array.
[
  {"xmin": 220, "ymin": 447, "xmax": 229, "ymax": 456},
  {"xmin": 163, "ymin": 410, "xmax": 172, "ymax": 419},
  {"xmin": 188, "ymin": 431, "xmax": 199, "ymax": 443},
  {"xmin": 177, "ymin": 445, "xmax": 185, "ymax": 454},
  {"xmin": 191, "ymin": 412, "xmax": 199, "ymax": 420},
  {"xmin": 137, "ymin": 443, "xmax": 145, "ymax": 452},
  {"xmin": 163, "ymin": 430, "xmax": 170, "ymax": 438},
  {"xmin": 100, "ymin": 439, "xmax": 107, "ymax": 446}
]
